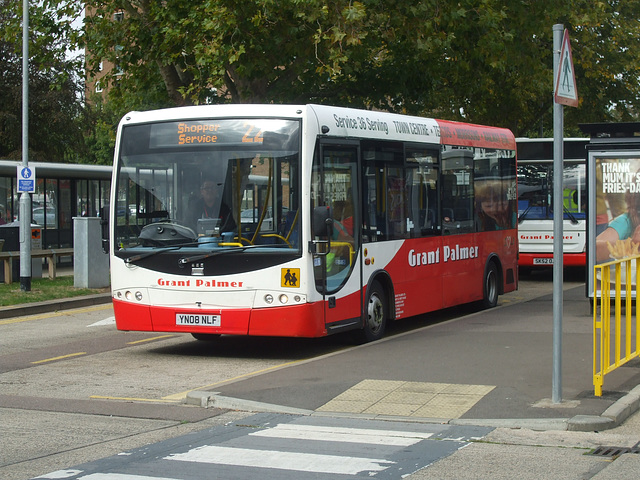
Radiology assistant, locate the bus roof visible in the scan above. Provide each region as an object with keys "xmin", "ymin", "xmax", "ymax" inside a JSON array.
[{"xmin": 119, "ymin": 104, "xmax": 516, "ymax": 150}]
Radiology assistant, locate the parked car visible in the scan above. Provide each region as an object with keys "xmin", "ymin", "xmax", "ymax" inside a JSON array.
[
  {"xmin": 32, "ymin": 207, "xmax": 57, "ymax": 226},
  {"xmin": 241, "ymin": 208, "xmax": 273, "ymax": 230}
]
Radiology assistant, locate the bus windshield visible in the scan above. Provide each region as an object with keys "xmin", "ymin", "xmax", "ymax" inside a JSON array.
[
  {"xmin": 517, "ymin": 163, "xmax": 586, "ymax": 222},
  {"xmin": 113, "ymin": 118, "xmax": 301, "ymax": 260}
]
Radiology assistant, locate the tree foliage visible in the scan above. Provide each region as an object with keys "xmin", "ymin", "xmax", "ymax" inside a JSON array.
[
  {"xmin": 0, "ymin": 0, "xmax": 88, "ymax": 162},
  {"xmin": 78, "ymin": 1, "xmax": 640, "ymax": 140}
]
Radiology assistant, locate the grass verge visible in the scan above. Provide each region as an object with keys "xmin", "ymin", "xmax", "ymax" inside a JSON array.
[{"xmin": 0, "ymin": 276, "xmax": 109, "ymax": 307}]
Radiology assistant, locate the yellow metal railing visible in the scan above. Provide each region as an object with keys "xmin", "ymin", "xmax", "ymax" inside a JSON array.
[{"xmin": 593, "ymin": 255, "xmax": 640, "ymax": 396}]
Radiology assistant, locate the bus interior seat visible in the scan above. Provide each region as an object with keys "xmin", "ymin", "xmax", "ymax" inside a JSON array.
[
  {"xmin": 421, "ymin": 208, "xmax": 437, "ymax": 235},
  {"xmin": 454, "ymin": 208, "xmax": 470, "ymax": 221}
]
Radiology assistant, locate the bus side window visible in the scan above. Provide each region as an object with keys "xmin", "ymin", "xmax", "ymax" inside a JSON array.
[
  {"xmin": 361, "ymin": 141, "xmax": 407, "ymax": 241},
  {"xmin": 475, "ymin": 148, "xmax": 517, "ymax": 231},
  {"xmin": 441, "ymin": 149, "xmax": 474, "ymax": 235},
  {"xmin": 406, "ymin": 147, "xmax": 439, "ymax": 237}
]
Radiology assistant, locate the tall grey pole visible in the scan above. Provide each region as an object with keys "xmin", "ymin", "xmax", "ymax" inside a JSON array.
[
  {"xmin": 552, "ymin": 23, "xmax": 564, "ymax": 403},
  {"xmin": 20, "ymin": 0, "xmax": 32, "ymax": 292}
]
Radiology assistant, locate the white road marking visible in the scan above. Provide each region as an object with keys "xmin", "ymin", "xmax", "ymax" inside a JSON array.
[
  {"xmin": 250, "ymin": 423, "xmax": 433, "ymax": 446},
  {"xmin": 80, "ymin": 474, "xmax": 178, "ymax": 480},
  {"xmin": 165, "ymin": 445, "xmax": 393, "ymax": 474},
  {"xmin": 87, "ymin": 317, "xmax": 115, "ymax": 327},
  {"xmin": 35, "ymin": 474, "xmax": 177, "ymax": 480},
  {"xmin": 33, "ymin": 471, "xmax": 83, "ymax": 479}
]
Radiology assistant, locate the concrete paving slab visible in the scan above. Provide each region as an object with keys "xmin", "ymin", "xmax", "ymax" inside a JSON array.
[{"xmin": 315, "ymin": 379, "xmax": 495, "ymax": 418}]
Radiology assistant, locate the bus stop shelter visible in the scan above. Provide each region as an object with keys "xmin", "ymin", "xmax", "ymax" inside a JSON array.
[{"xmin": 581, "ymin": 122, "xmax": 640, "ymax": 299}]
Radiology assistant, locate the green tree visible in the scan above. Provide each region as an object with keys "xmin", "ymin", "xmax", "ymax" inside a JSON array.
[
  {"xmin": 0, "ymin": 0, "xmax": 88, "ymax": 162},
  {"xmin": 80, "ymin": 0, "xmax": 640, "ymax": 137}
]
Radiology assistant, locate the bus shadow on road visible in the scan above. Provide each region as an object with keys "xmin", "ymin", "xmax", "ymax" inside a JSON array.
[{"xmin": 144, "ymin": 299, "xmax": 490, "ymax": 361}]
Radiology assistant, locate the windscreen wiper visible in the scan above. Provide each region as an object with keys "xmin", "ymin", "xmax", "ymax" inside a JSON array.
[
  {"xmin": 124, "ymin": 246, "xmax": 184, "ymax": 264},
  {"xmin": 178, "ymin": 246, "xmax": 255, "ymax": 265},
  {"xmin": 518, "ymin": 205, "xmax": 533, "ymax": 223},
  {"xmin": 563, "ymin": 205, "xmax": 579, "ymax": 225},
  {"xmin": 123, "ymin": 241, "xmax": 200, "ymax": 264}
]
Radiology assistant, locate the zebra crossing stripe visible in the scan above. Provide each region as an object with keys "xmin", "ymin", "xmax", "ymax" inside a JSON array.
[
  {"xmin": 249, "ymin": 423, "xmax": 433, "ymax": 446},
  {"xmin": 165, "ymin": 445, "xmax": 394, "ymax": 475},
  {"xmin": 37, "ymin": 474, "xmax": 179, "ymax": 480}
]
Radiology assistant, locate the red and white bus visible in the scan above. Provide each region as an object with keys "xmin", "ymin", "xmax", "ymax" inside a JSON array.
[
  {"xmin": 106, "ymin": 104, "xmax": 518, "ymax": 342},
  {"xmin": 516, "ymin": 138, "xmax": 588, "ymax": 269}
]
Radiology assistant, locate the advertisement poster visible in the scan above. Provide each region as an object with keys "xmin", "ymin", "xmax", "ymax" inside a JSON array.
[{"xmin": 590, "ymin": 154, "xmax": 640, "ymax": 295}]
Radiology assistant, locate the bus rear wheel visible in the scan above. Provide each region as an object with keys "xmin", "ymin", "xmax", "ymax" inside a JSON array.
[
  {"xmin": 482, "ymin": 263, "xmax": 499, "ymax": 309},
  {"xmin": 357, "ymin": 281, "xmax": 387, "ymax": 343}
]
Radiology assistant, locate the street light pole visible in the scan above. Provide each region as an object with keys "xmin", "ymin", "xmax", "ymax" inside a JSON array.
[{"xmin": 20, "ymin": 0, "xmax": 32, "ymax": 292}]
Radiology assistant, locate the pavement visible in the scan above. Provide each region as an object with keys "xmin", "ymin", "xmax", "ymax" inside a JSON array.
[{"xmin": 2, "ymin": 268, "xmax": 639, "ymax": 435}]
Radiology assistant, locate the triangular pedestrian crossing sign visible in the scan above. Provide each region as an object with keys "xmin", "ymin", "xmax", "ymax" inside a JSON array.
[{"xmin": 554, "ymin": 29, "xmax": 578, "ymax": 107}]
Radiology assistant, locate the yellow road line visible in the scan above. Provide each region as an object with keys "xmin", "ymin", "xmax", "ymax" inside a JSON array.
[
  {"xmin": 127, "ymin": 335, "xmax": 175, "ymax": 345},
  {"xmin": 90, "ymin": 395, "xmax": 181, "ymax": 403},
  {"xmin": 0, "ymin": 304, "xmax": 113, "ymax": 325},
  {"xmin": 162, "ymin": 360, "xmax": 304, "ymax": 401},
  {"xmin": 31, "ymin": 352, "xmax": 87, "ymax": 364}
]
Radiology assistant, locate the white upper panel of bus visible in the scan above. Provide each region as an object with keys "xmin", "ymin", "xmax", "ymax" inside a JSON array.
[
  {"xmin": 118, "ymin": 104, "xmax": 514, "ymax": 149},
  {"xmin": 308, "ymin": 104, "xmax": 440, "ymax": 144}
]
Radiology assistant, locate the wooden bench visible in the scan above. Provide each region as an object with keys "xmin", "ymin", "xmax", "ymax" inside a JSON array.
[{"xmin": 0, "ymin": 248, "xmax": 74, "ymax": 284}]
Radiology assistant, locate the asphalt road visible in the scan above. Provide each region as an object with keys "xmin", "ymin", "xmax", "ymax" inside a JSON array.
[{"xmin": 2, "ymin": 268, "xmax": 640, "ymax": 479}]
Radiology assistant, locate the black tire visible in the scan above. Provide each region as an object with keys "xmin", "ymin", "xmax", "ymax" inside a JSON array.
[
  {"xmin": 191, "ymin": 333, "xmax": 221, "ymax": 341},
  {"xmin": 482, "ymin": 262, "xmax": 499, "ymax": 309},
  {"xmin": 357, "ymin": 281, "xmax": 388, "ymax": 343}
]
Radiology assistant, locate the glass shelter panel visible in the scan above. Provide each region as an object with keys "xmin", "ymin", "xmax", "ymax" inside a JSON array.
[{"xmin": 0, "ymin": 177, "xmax": 10, "ymax": 225}]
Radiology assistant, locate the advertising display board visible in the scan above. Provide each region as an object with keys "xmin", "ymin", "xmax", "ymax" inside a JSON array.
[{"xmin": 583, "ymin": 123, "xmax": 640, "ymax": 299}]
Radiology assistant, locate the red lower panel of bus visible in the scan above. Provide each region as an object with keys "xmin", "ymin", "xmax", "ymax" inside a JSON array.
[
  {"xmin": 248, "ymin": 301, "xmax": 326, "ymax": 337},
  {"xmin": 112, "ymin": 299, "xmax": 327, "ymax": 338},
  {"xmin": 519, "ymin": 252, "xmax": 585, "ymax": 267},
  {"xmin": 113, "ymin": 300, "xmax": 153, "ymax": 331}
]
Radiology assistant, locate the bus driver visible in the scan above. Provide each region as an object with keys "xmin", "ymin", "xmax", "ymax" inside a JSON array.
[{"xmin": 188, "ymin": 178, "xmax": 236, "ymax": 234}]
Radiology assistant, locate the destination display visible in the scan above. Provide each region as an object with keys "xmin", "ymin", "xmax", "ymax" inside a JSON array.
[{"xmin": 149, "ymin": 119, "xmax": 299, "ymax": 148}]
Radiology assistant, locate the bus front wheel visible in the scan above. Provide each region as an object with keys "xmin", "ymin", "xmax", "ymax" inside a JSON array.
[
  {"xmin": 358, "ymin": 281, "xmax": 387, "ymax": 343},
  {"xmin": 482, "ymin": 263, "xmax": 499, "ymax": 309}
]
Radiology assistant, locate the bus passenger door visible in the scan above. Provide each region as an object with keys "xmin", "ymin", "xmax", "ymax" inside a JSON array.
[{"xmin": 311, "ymin": 143, "xmax": 362, "ymax": 334}]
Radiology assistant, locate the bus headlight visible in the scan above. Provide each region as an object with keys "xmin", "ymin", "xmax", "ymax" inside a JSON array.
[
  {"xmin": 258, "ymin": 291, "xmax": 305, "ymax": 307},
  {"xmin": 123, "ymin": 290, "xmax": 143, "ymax": 301}
]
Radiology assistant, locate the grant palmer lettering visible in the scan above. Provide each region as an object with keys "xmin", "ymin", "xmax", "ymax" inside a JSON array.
[
  {"xmin": 157, "ymin": 278, "xmax": 244, "ymax": 288},
  {"xmin": 408, "ymin": 244, "xmax": 479, "ymax": 267}
]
